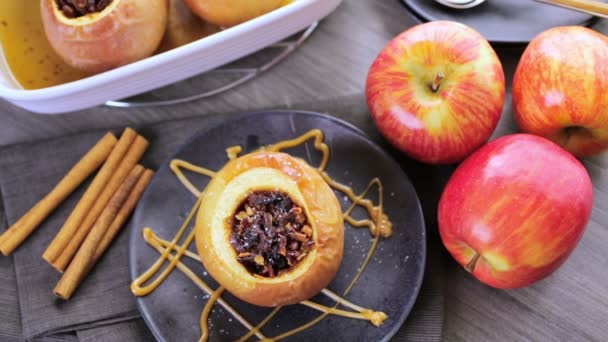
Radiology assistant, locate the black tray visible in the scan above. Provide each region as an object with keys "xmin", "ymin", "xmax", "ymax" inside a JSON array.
[
  {"xmin": 402, "ymin": 0, "xmax": 596, "ymax": 43},
  {"xmin": 129, "ymin": 111, "xmax": 426, "ymax": 341}
]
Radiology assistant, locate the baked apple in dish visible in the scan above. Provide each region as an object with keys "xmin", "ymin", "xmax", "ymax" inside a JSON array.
[{"xmin": 41, "ymin": 0, "xmax": 168, "ymax": 73}]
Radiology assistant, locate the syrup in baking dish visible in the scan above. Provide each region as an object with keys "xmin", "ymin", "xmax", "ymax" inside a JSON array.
[
  {"xmin": 0, "ymin": 0, "xmax": 296, "ymax": 90},
  {"xmin": 0, "ymin": 1, "xmax": 88, "ymax": 89}
]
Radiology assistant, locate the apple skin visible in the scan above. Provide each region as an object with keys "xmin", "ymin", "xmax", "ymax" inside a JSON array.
[
  {"xmin": 366, "ymin": 21, "xmax": 505, "ymax": 164},
  {"xmin": 438, "ymin": 134, "xmax": 593, "ymax": 288},
  {"xmin": 513, "ymin": 26, "xmax": 608, "ymax": 157}
]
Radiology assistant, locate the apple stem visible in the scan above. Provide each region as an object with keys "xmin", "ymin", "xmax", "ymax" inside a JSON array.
[
  {"xmin": 431, "ymin": 72, "xmax": 445, "ymax": 92},
  {"xmin": 464, "ymin": 253, "xmax": 481, "ymax": 273}
]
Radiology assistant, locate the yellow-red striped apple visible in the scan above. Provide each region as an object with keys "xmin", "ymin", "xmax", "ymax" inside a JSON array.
[
  {"xmin": 513, "ymin": 26, "xmax": 608, "ymax": 157},
  {"xmin": 438, "ymin": 134, "xmax": 593, "ymax": 288},
  {"xmin": 366, "ymin": 21, "xmax": 505, "ymax": 164}
]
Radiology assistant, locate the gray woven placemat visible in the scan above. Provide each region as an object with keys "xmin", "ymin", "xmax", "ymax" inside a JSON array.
[
  {"xmin": 0, "ymin": 94, "xmax": 444, "ymax": 341},
  {"xmin": 76, "ymin": 319, "xmax": 154, "ymax": 342},
  {"xmin": 0, "ymin": 196, "xmax": 22, "ymax": 341}
]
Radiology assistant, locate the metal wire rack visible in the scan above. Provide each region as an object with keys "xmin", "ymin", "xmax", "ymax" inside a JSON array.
[{"xmin": 105, "ymin": 22, "xmax": 318, "ymax": 108}]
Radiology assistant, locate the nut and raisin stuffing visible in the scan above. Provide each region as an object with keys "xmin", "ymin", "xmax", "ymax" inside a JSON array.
[
  {"xmin": 55, "ymin": 0, "xmax": 113, "ymax": 18},
  {"xmin": 230, "ymin": 191, "xmax": 315, "ymax": 277}
]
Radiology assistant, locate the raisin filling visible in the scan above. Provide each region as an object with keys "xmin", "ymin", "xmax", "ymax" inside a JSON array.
[
  {"xmin": 55, "ymin": 0, "xmax": 113, "ymax": 18},
  {"xmin": 230, "ymin": 191, "xmax": 315, "ymax": 278}
]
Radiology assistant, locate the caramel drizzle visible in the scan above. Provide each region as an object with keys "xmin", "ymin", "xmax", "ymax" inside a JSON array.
[
  {"xmin": 131, "ymin": 196, "xmax": 202, "ymax": 297},
  {"xmin": 169, "ymin": 159, "xmax": 216, "ymax": 197},
  {"xmin": 200, "ymin": 287, "xmax": 225, "ymax": 342},
  {"xmin": 143, "ymin": 228, "xmax": 386, "ymax": 341},
  {"xmin": 255, "ymin": 180, "xmax": 386, "ymax": 342},
  {"xmin": 141, "ymin": 227, "xmax": 267, "ymax": 340},
  {"xmin": 151, "ymin": 236, "xmax": 385, "ymax": 321},
  {"xmin": 132, "ymin": 129, "xmax": 392, "ymax": 341},
  {"xmin": 261, "ymin": 129, "xmax": 330, "ymax": 171},
  {"xmin": 322, "ymin": 175, "xmax": 392, "ymax": 238},
  {"xmin": 261, "ymin": 129, "xmax": 391, "ymax": 238},
  {"xmin": 226, "ymin": 146, "xmax": 243, "ymax": 161}
]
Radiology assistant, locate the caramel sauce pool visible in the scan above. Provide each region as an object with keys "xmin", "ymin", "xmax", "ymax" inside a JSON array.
[{"xmin": 0, "ymin": 1, "xmax": 88, "ymax": 89}]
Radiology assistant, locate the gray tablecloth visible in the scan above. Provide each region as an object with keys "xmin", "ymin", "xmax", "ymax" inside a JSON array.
[{"xmin": 0, "ymin": 94, "xmax": 444, "ymax": 341}]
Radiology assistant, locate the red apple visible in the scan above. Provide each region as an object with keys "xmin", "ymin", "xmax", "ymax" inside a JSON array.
[
  {"xmin": 366, "ymin": 21, "xmax": 505, "ymax": 164},
  {"xmin": 438, "ymin": 134, "xmax": 593, "ymax": 288},
  {"xmin": 513, "ymin": 26, "xmax": 608, "ymax": 157}
]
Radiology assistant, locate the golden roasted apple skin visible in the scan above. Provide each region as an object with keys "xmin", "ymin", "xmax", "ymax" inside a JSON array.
[
  {"xmin": 41, "ymin": 0, "xmax": 168, "ymax": 73},
  {"xmin": 183, "ymin": 0, "xmax": 285, "ymax": 27},
  {"xmin": 196, "ymin": 152, "xmax": 344, "ymax": 307},
  {"xmin": 158, "ymin": 0, "xmax": 220, "ymax": 52}
]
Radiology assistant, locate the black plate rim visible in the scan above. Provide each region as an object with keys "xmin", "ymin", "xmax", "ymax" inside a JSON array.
[
  {"xmin": 128, "ymin": 110, "xmax": 427, "ymax": 342},
  {"xmin": 399, "ymin": 0, "xmax": 598, "ymax": 44}
]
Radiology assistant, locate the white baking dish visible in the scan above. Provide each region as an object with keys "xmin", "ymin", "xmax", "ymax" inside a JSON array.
[{"xmin": 0, "ymin": 0, "xmax": 341, "ymax": 114}]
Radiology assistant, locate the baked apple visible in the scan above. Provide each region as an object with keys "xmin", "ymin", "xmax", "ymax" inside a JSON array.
[
  {"xmin": 159, "ymin": 0, "xmax": 221, "ymax": 52},
  {"xmin": 196, "ymin": 151, "xmax": 344, "ymax": 307},
  {"xmin": 183, "ymin": 0, "xmax": 285, "ymax": 27},
  {"xmin": 41, "ymin": 0, "xmax": 168, "ymax": 73}
]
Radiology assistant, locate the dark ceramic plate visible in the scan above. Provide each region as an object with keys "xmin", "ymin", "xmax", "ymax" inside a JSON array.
[
  {"xmin": 402, "ymin": 0, "xmax": 595, "ymax": 43},
  {"xmin": 129, "ymin": 111, "xmax": 426, "ymax": 341}
]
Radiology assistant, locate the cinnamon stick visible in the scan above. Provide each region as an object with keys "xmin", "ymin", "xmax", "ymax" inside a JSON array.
[
  {"xmin": 0, "ymin": 133, "xmax": 117, "ymax": 256},
  {"xmin": 43, "ymin": 128, "xmax": 136, "ymax": 266},
  {"xmin": 54, "ymin": 165, "xmax": 145, "ymax": 300},
  {"xmin": 93, "ymin": 169, "xmax": 154, "ymax": 262},
  {"xmin": 51, "ymin": 134, "xmax": 149, "ymax": 272}
]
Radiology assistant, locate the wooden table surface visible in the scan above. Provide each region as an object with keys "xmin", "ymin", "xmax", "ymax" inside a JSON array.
[{"xmin": 1, "ymin": 1, "xmax": 607, "ymax": 341}]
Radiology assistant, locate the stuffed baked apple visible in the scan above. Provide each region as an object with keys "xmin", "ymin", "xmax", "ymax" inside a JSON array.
[{"xmin": 195, "ymin": 151, "xmax": 344, "ymax": 307}]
